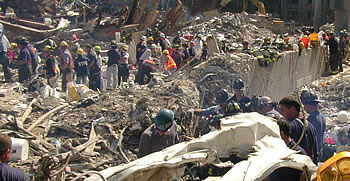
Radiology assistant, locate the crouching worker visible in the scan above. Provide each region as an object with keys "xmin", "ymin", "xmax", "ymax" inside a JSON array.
[
  {"xmin": 0, "ymin": 132, "xmax": 26, "ymax": 180},
  {"xmin": 139, "ymin": 58, "xmax": 155, "ymax": 85},
  {"xmin": 138, "ymin": 109, "xmax": 179, "ymax": 158}
]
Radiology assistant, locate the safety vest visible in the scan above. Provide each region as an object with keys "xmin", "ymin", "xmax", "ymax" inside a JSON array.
[
  {"xmin": 165, "ymin": 55, "xmax": 177, "ymax": 70},
  {"xmin": 300, "ymin": 36, "xmax": 310, "ymax": 49}
]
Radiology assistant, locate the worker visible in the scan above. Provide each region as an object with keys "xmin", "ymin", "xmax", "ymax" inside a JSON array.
[
  {"xmin": 162, "ymin": 50, "xmax": 177, "ymax": 74},
  {"xmin": 338, "ymin": 31, "xmax": 347, "ymax": 72},
  {"xmin": 74, "ymin": 48, "xmax": 89, "ymax": 85},
  {"xmin": 301, "ymin": 90, "xmax": 326, "ymax": 155},
  {"xmin": 250, "ymin": 95, "xmax": 281, "ymax": 119},
  {"xmin": 262, "ymin": 37, "xmax": 271, "ymax": 48},
  {"xmin": 228, "ymin": 78, "xmax": 251, "ymax": 112},
  {"xmin": 279, "ymin": 96, "xmax": 319, "ymax": 163},
  {"xmin": 136, "ymin": 36, "xmax": 147, "ymax": 65},
  {"xmin": 147, "ymin": 36, "xmax": 154, "ymax": 45},
  {"xmin": 59, "ymin": 41, "xmax": 74, "ymax": 91},
  {"xmin": 85, "ymin": 44, "xmax": 101, "ymax": 91},
  {"xmin": 159, "ymin": 33, "xmax": 171, "ymax": 51},
  {"xmin": 183, "ymin": 43, "xmax": 195, "ymax": 66},
  {"xmin": 94, "ymin": 45, "xmax": 104, "ymax": 92},
  {"xmin": 267, "ymin": 119, "xmax": 306, "ymax": 181},
  {"xmin": 201, "ymin": 43, "xmax": 209, "ymax": 61},
  {"xmin": 7, "ymin": 43, "xmax": 16, "ymax": 65},
  {"xmin": 137, "ymin": 44, "xmax": 158, "ymax": 84},
  {"xmin": 43, "ymin": 45, "xmax": 58, "ymax": 88},
  {"xmin": 242, "ymin": 40, "xmax": 250, "ymax": 52},
  {"xmin": 309, "ymin": 28, "xmax": 320, "ymax": 47},
  {"xmin": 138, "ymin": 108, "xmax": 179, "ymax": 158},
  {"xmin": 171, "ymin": 44, "xmax": 184, "ymax": 69},
  {"xmin": 0, "ymin": 132, "xmax": 26, "ymax": 180},
  {"xmin": 300, "ymin": 34, "xmax": 310, "ymax": 49},
  {"xmin": 172, "ymin": 31, "xmax": 182, "ymax": 45},
  {"xmin": 325, "ymin": 32, "xmax": 340, "ymax": 75},
  {"xmin": 139, "ymin": 57, "xmax": 156, "ymax": 85},
  {"xmin": 16, "ymin": 38, "xmax": 32, "ymax": 83},
  {"xmin": 106, "ymin": 42, "xmax": 120, "ymax": 90},
  {"xmin": 118, "ymin": 44, "xmax": 131, "ymax": 87},
  {"xmin": 0, "ymin": 23, "xmax": 11, "ymax": 82},
  {"xmin": 194, "ymin": 35, "xmax": 203, "ymax": 59}
]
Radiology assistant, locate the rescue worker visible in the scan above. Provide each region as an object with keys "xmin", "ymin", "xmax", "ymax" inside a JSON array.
[
  {"xmin": 194, "ymin": 35, "xmax": 203, "ymax": 59},
  {"xmin": 338, "ymin": 31, "xmax": 346, "ymax": 72},
  {"xmin": 147, "ymin": 36, "xmax": 154, "ymax": 45},
  {"xmin": 159, "ymin": 33, "xmax": 171, "ymax": 51},
  {"xmin": 262, "ymin": 37, "xmax": 271, "ymax": 48},
  {"xmin": 0, "ymin": 23, "xmax": 11, "ymax": 82},
  {"xmin": 16, "ymin": 38, "xmax": 32, "ymax": 83},
  {"xmin": 279, "ymin": 96, "xmax": 319, "ymax": 163},
  {"xmin": 118, "ymin": 44, "xmax": 131, "ymax": 86},
  {"xmin": 106, "ymin": 42, "xmax": 120, "ymax": 90},
  {"xmin": 0, "ymin": 132, "xmax": 26, "ymax": 180},
  {"xmin": 242, "ymin": 40, "xmax": 250, "ymax": 52},
  {"xmin": 138, "ymin": 108, "xmax": 179, "ymax": 158},
  {"xmin": 59, "ymin": 41, "xmax": 74, "ymax": 92},
  {"xmin": 325, "ymin": 32, "xmax": 340, "ymax": 74},
  {"xmin": 171, "ymin": 44, "xmax": 184, "ymax": 69},
  {"xmin": 94, "ymin": 45, "xmax": 104, "ymax": 92},
  {"xmin": 250, "ymin": 95, "xmax": 281, "ymax": 119},
  {"xmin": 86, "ymin": 44, "xmax": 101, "ymax": 91},
  {"xmin": 163, "ymin": 50, "xmax": 177, "ymax": 74},
  {"xmin": 172, "ymin": 31, "xmax": 182, "ymax": 45},
  {"xmin": 139, "ymin": 44, "xmax": 157, "ymax": 64},
  {"xmin": 228, "ymin": 79, "xmax": 251, "ymax": 112},
  {"xmin": 136, "ymin": 36, "xmax": 147, "ymax": 65},
  {"xmin": 183, "ymin": 43, "xmax": 195, "ymax": 66},
  {"xmin": 301, "ymin": 90, "xmax": 326, "ymax": 155},
  {"xmin": 7, "ymin": 43, "xmax": 16, "ymax": 66},
  {"xmin": 139, "ymin": 58, "xmax": 155, "ymax": 85},
  {"xmin": 43, "ymin": 45, "xmax": 58, "ymax": 88},
  {"xmin": 74, "ymin": 48, "xmax": 89, "ymax": 85},
  {"xmin": 201, "ymin": 43, "xmax": 209, "ymax": 61}
]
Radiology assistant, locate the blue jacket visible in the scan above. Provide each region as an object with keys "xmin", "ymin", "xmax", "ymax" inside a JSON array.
[{"xmin": 74, "ymin": 55, "xmax": 89, "ymax": 77}]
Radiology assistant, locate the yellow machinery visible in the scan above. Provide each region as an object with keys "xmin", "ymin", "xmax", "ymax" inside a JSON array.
[
  {"xmin": 317, "ymin": 151, "xmax": 350, "ymax": 181},
  {"xmin": 243, "ymin": 0, "xmax": 266, "ymax": 15}
]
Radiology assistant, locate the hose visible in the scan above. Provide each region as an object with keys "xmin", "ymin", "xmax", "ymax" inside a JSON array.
[{"xmin": 291, "ymin": 91, "xmax": 308, "ymax": 150}]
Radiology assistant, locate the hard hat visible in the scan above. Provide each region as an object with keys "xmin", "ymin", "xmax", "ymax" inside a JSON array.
[
  {"xmin": 190, "ymin": 41, "xmax": 195, "ymax": 46},
  {"xmin": 224, "ymin": 101, "xmax": 242, "ymax": 116},
  {"xmin": 122, "ymin": 44, "xmax": 129, "ymax": 50},
  {"xmin": 215, "ymin": 89, "xmax": 229, "ymax": 104},
  {"xmin": 43, "ymin": 45, "xmax": 53, "ymax": 52},
  {"xmin": 150, "ymin": 44, "xmax": 157, "ymax": 49},
  {"xmin": 16, "ymin": 37, "xmax": 29, "ymax": 46},
  {"xmin": 153, "ymin": 109, "xmax": 174, "ymax": 131},
  {"xmin": 111, "ymin": 42, "xmax": 117, "ymax": 49},
  {"xmin": 76, "ymin": 48, "xmax": 84, "ymax": 55},
  {"xmin": 163, "ymin": 50, "xmax": 169, "ymax": 55},
  {"xmin": 173, "ymin": 44, "xmax": 180, "ymax": 48},
  {"xmin": 250, "ymin": 95, "xmax": 262, "ymax": 110},
  {"xmin": 301, "ymin": 90, "xmax": 322, "ymax": 104},
  {"xmin": 60, "ymin": 41, "xmax": 68, "ymax": 47},
  {"xmin": 339, "ymin": 31, "xmax": 345, "ymax": 37},
  {"xmin": 160, "ymin": 33, "xmax": 165, "ymax": 38},
  {"xmin": 94, "ymin": 46, "xmax": 102, "ymax": 53},
  {"xmin": 141, "ymin": 36, "xmax": 147, "ymax": 41},
  {"xmin": 176, "ymin": 31, "xmax": 181, "ymax": 35},
  {"xmin": 10, "ymin": 43, "xmax": 17, "ymax": 49},
  {"xmin": 232, "ymin": 78, "xmax": 245, "ymax": 90},
  {"xmin": 147, "ymin": 37, "xmax": 154, "ymax": 41}
]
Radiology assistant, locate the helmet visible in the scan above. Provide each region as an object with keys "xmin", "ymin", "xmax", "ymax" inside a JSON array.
[
  {"xmin": 111, "ymin": 42, "xmax": 117, "ymax": 49},
  {"xmin": 16, "ymin": 37, "xmax": 29, "ymax": 46},
  {"xmin": 160, "ymin": 33, "xmax": 165, "ymax": 38},
  {"xmin": 76, "ymin": 48, "xmax": 84, "ymax": 55},
  {"xmin": 153, "ymin": 109, "xmax": 174, "ymax": 131},
  {"xmin": 43, "ymin": 45, "xmax": 53, "ymax": 52},
  {"xmin": 150, "ymin": 44, "xmax": 157, "ymax": 49},
  {"xmin": 215, "ymin": 89, "xmax": 229, "ymax": 104},
  {"xmin": 147, "ymin": 37, "xmax": 154, "ymax": 41},
  {"xmin": 60, "ymin": 41, "xmax": 68, "ymax": 47},
  {"xmin": 94, "ymin": 46, "xmax": 102, "ymax": 53},
  {"xmin": 224, "ymin": 101, "xmax": 242, "ymax": 116},
  {"xmin": 176, "ymin": 31, "xmax": 181, "ymax": 35},
  {"xmin": 250, "ymin": 95, "xmax": 262, "ymax": 110},
  {"xmin": 339, "ymin": 31, "xmax": 345, "ymax": 37},
  {"xmin": 122, "ymin": 44, "xmax": 129, "ymax": 50},
  {"xmin": 10, "ymin": 43, "xmax": 17, "ymax": 50},
  {"xmin": 301, "ymin": 90, "xmax": 322, "ymax": 104},
  {"xmin": 141, "ymin": 36, "xmax": 147, "ymax": 41},
  {"xmin": 163, "ymin": 50, "xmax": 169, "ymax": 55},
  {"xmin": 232, "ymin": 78, "xmax": 245, "ymax": 90},
  {"xmin": 190, "ymin": 41, "xmax": 195, "ymax": 46},
  {"xmin": 173, "ymin": 44, "xmax": 180, "ymax": 48}
]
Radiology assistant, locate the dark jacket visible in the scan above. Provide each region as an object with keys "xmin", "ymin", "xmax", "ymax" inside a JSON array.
[
  {"xmin": 87, "ymin": 50, "xmax": 100, "ymax": 74},
  {"xmin": 74, "ymin": 55, "xmax": 89, "ymax": 77},
  {"xmin": 325, "ymin": 37, "xmax": 339, "ymax": 55},
  {"xmin": 107, "ymin": 49, "xmax": 120, "ymax": 66}
]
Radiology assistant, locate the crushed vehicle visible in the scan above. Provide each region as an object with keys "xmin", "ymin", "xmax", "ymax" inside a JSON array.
[{"xmin": 86, "ymin": 113, "xmax": 317, "ymax": 181}]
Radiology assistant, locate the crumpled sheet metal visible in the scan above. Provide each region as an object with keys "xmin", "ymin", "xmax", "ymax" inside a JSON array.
[{"xmin": 86, "ymin": 113, "xmax": 316, "ymax": 181}]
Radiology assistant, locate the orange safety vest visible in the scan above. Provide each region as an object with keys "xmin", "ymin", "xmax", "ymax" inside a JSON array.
[{"xmin": 165, "ymin": 55, "xmax": 177, "ymax": 70}]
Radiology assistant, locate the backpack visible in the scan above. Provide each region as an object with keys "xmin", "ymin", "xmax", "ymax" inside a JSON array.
[{"xmin": 27, "ymin": 44, "xmax": 39, "ymax": 65}]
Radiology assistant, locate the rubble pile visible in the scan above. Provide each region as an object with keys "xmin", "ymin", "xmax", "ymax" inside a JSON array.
[{"xmin": 181, "ymin": 12, "xmax": 276, "ymax": 50}]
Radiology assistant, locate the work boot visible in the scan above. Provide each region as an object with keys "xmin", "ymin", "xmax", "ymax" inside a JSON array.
[{"xmin": 331, "ymin": 70, "xmax": 338, "ymax": 75}]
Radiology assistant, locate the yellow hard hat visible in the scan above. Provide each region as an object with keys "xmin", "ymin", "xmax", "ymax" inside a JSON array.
[
  {"xmin": 43, "ymin": 45, "xmax": 53, "ymax": 51},
  {"xmin": 94, "ymin": 46, "xmax": 102, "ymax": 53},
  {"xmin": 76, "ymin": 48, "xmax": 84, "ymax": 55},
  {"xmin": 122, "ymin": 44, "xmax": 129, "ymax": 50},
  {"xmin": 147, "ymin": 37, "xmax": 154, "ymax": 41},
  {"xmin": 10, "ymin": 43, "xmax": 17, "ymax": 50},
  {"xmin": 163, "ymin": 50, "xmax": 169, "ymax": 55},
  {"xmin": 60, "ymin": 41, "xmax": 68, "ymax": 47}
]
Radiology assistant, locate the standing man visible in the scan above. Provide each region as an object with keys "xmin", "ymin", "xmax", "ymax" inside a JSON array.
[
  {"xmin": 0, "ymin": 23, "xmax": 11, "ymax": 82},
  {"xmin": 106, "ymin": 42, "xmax": 120, "ymax": 90},
  {"xmin": 138, "ymin": 109, "xmax": 179, "ymax": 158},
  {"xmin": 171, "ymin": 45, "xmax": 184, "ymax": 69},
  {"xmin": 59, "ymin": 41, "xmax": 74, "ymax": 92},
  {"xmin": 325, "ymin": 32, "xmax": 340, "ymax": 75},
  {"xmin": 301, "ymin": 90, "xmax": 326, "ymax": 155},
  {"xmin": 228, "ymin": 79, "xmax": 251, "ymax": 112},
  {"xmin": 136, "ymin": 36, "xmax": 147, "ymax": 66},
  {"xmin": 86, "ymin": 44, "xmax": 101, "ymax": 91},
  {"xmin": 74, "ymin": 48, "xmax": 89, "ymax": 85},
  {"xmin": 250, "ymin": 95, "xmax": 281, "ymax": 119},
  {"xmin": 94, "ymin": 45, "xmax": 104, "ymax": 92},
  {"xmin": 279, "ymin": 96, "xmax": 319, "ymax": 163},
  {"xmin": 43, "ymin": 45, "xmax": 58, "ymax": 88},
  {"xmin": 118, "ymin": 44, "xmax": 131, "ymax": 86},
  {"xmin": 0, "ymin": 133, "xmax": 26, "ymax": 180},
  {"xmin": 16, "ymin": 38, "xmax": 32, "ymax": 83},
  {"xmin": 163, "ymin": 50, "xmax": 177, "ymax": 74}
]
